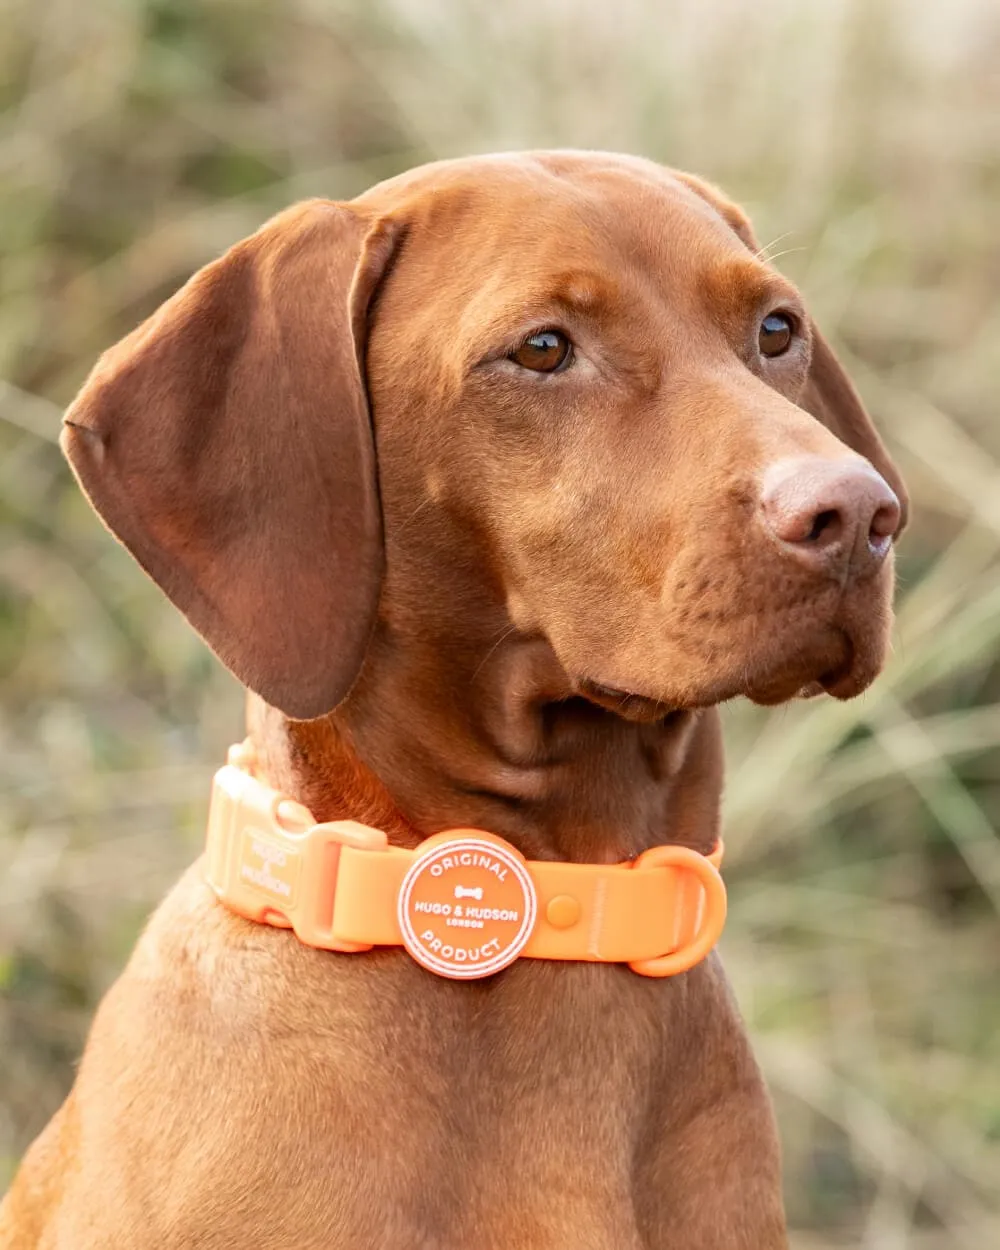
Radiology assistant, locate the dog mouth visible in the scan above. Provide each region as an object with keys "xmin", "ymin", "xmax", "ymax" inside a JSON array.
[
  {"xmin": 578, "ymin": 629, "xmax": 866, "ymax": 718},
  {"xmin": 568, "ymin": 557, "xmax": 895, "ymax": 718},
  {"xmin": 576, "ymin": 679, "xmax": 676, "ymax": 723}
]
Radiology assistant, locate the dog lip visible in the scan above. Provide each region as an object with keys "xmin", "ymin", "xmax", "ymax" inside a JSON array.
[
  {"xmin": 816, "ymin": 637, "xmax": 861, "ymax": 698},
  {"xmin": 742, "ymin": 625, "xmax": 858, "ymax": 706},
  {"xmin": 580, "ymin": 678, "xmax": 636, "ymax": 702},
  {"xmin": 576, "ymin": 678, "xmax": 672, "ymax": 723}
]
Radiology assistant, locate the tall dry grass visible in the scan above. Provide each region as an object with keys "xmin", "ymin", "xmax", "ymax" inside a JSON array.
[{"xmin": 1, "ymin": 0, "xmax": 998, "ymax": 1244}]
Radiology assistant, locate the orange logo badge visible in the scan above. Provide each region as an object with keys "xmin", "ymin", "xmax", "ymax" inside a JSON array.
[{"xmin": 397, "ymin": 832, "xmax": 538, "ymax": 979}]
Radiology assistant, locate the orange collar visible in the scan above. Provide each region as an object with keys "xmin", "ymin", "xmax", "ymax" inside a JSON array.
[{"xmin": 206, "ymin": 743, "xmax": 726, "ymax": 981}]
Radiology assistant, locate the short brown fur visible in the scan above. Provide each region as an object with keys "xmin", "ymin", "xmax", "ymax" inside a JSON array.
[{"xmin": 1, "ymin": 151, "xmax": 906, "ymax": 1249}]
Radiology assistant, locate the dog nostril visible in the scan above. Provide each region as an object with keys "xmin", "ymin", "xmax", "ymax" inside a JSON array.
[
  {"xmin": 870, "ymin": 499, "xmax": 901, "ymax": 541},
  {"xmin": 867, "ymin": 498, "xmax": 900, "ymax": 559},
  {"xmin": 805, "ymin": 509, "xmax": 841, "ymax": 544}
]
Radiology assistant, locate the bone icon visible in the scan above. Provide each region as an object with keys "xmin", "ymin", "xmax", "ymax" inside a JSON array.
[{"xmin": 454, "ymin": 885, "xmax": 484, "ymax": 901}]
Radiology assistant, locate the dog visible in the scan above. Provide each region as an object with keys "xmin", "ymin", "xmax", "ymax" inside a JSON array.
[{"xmin": 0, "ymin": 151, "xmax": 906, "ymax": 1249}]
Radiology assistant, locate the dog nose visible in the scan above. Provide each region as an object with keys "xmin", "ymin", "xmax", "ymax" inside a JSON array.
[{"xmin": 760, "ymin": 456, "xmax": 901, "ymax": 575}]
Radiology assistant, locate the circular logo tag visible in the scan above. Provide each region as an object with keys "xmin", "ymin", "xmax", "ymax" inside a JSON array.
[{"xmin": 397, "ymin": 833, "xmax": 538, "ymax": 979}]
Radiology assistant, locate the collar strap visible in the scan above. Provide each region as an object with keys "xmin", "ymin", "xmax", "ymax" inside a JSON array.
[{"xmin": 205, "ymin": 743, "xmax": 726, "ymax": 981}]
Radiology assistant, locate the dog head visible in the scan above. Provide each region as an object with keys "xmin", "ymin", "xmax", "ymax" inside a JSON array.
[{"xmin": 62, "ymin": 152, "xmax": 906, "ymax": 722}]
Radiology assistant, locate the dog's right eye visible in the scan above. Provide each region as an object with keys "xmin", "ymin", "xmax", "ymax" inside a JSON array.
[
  {"xmin": 509, "ymin": 330, "xmax": 573, "ymax": 373},
  {"xmin": 759, "ymin": 313, "xmax": 795, "ymax": 358}
]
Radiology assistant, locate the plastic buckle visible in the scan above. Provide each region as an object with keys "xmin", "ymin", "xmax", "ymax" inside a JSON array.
[
  {"xmin": 627, "ymin": 845, "xmax": 727, "ymax": 978},
  {"xmin": 206, "ymin": 761, "xmax": 388, "ymax": 953}
]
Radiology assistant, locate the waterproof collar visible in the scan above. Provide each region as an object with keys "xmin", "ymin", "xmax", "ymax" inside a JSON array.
[{"xmin": 206, "ymin": 742, "xmax": 727, "ymax": 981}]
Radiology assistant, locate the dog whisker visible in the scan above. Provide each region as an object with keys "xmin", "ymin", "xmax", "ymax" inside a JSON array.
[
  {"xmin": 759, "ymin": 245, "xmax": 807, "ymax": 267},
  {"xmin": 471, "ymin": 623, "xmax": 519, "ymax": 684},
  {"xmin": 753, "ymin": 229, "xmax": 795, "ymax": 263}
]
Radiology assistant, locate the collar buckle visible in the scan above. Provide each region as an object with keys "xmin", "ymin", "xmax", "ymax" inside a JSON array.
[{"xmin": 205, "ymin": 757, "xmax": 388, "ymax": 952}]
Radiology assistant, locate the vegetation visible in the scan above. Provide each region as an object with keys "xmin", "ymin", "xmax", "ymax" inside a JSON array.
[{"xmin": 2, "ymin": 1, "xmax": 998, "ymax": 1243}]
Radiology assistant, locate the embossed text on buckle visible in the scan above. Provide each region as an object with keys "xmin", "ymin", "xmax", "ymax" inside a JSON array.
[{"xmin": 205, "ymin": 758, "xmax": 388, "ymax": 952}]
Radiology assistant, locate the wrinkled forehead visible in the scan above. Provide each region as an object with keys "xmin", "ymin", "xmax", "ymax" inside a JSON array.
[{"xmin": 357, "ymin": 153, "xmax": 756, "ymax": 307}]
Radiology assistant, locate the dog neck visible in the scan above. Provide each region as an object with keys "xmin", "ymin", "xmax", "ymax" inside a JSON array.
[{"xmin": 246, "ymin": 627, "xmax": 724, "ymax": 865}]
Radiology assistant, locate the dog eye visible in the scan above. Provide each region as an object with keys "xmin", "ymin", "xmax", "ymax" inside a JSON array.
[
  {"xmin": 509, "ymin": 330, "xmax": 572, "ymax": 373},
  {"xmin": 759, "ymin": 313, "xmax": 794, "ymax": 358}
]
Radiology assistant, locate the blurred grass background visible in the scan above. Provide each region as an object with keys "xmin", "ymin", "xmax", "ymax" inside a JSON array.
[{"xmin": 1, "ymin": 0, "xmax": 998, "ymax": 1244}]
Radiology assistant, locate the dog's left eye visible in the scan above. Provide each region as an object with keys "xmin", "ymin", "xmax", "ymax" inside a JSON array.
[
  {"xmin": 759, "ymin": 313, "xmax": 794, "ymax": 358},
  {"xmin": 509, "ymin": 330, "xmax": 573, "ymax": 373}
]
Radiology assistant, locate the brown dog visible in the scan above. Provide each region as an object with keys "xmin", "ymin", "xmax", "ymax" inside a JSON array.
[{"xmin": 1, "ymin": 151, "xmax": 906, "ymax": 1249}]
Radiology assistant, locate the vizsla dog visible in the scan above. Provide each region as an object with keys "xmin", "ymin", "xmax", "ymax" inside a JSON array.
[{"xmin": 1, "ymin": 151, "xmax": 906, "ymax": 1249}]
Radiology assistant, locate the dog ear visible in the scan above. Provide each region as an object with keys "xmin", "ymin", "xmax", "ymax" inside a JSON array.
[
  {"xmin": 798, "ymin": 326, "xmax": 908, "ymax": 532},
  {"xmin": 61, "ymin": 201, "xmax": 400, "ymax": 719},
  {"xmin": 675, "ymin": 169, "xmax": 908, "ymax": 534}
]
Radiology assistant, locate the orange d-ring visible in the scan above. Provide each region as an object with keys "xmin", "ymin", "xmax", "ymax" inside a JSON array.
[{"xmin": 628, "ymin": 844, "xmax": 727, "ymax": 978}]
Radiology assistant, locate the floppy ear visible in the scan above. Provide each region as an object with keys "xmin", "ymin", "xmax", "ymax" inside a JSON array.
[
  {"xmin": 674, "ymin": 168, "xmax": 908, "ymax": 534},
  {"xmin": 61, "ymin": 201, "xmax": 400, "ymax": 719},
  {"xmin": 798, "ymin": 326, "xmax": 908, "ymax": 532}
]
